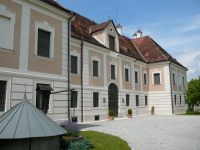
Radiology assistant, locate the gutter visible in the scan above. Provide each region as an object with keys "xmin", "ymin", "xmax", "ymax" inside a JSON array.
[
  {"xmin": 68, "ymin": 12, "xmax": 74, "ymax": 122},
  {"xmin": 81, "ymin": 39, "xmax": 84, "ymax": 122},
  {"xmin": 169, "ymin": 61, "xmax": 174, "ymax": 114}
]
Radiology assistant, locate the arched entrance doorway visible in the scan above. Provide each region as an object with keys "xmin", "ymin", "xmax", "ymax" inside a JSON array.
[{"xmin": 108, "ymin": 83, "xmax": 118, "ymax": 117}]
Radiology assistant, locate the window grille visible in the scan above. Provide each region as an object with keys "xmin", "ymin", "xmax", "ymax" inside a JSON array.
[
  {"xmin": 145, "ymin": 96, "xmax": 148, "ymax": 106},
  {"xmin": 71, "ymin": 91, "xmax": 78, "ymax": 108},
  {"xmin": 136, "ymin": 95, "xmax": 139, "ymax": 106},
  {"xmin": 95, "ymin": 115, "xmax": 99, "ymax": 121},
  {"xmin": 144, "ymin": 74, "xmax": 147, "ymax": 85},
  {"xmin": 135, "ymin": 71, "xmax": 138, "ymax": 83},
  {"xmin": 0, "ymin": 81, "xmax": 7, "ymax": 112},
  {"xmin": 93, "ymin": 60, "xmax": 98, "ymax": 77},
  {"xmin": 126, "ymin": 94, "xmax": 129, "ymax": 106},
  {"xmin": 93, "ymin": 92, "xmax": 99, "ymax": 107},
  {"xmin": 37, "ymin": 29, "xmax": 50, "ymax": 58},
  {"xmin": 125, "ymin": 69, "xmax": 129, "ymax": 82},
  {"xmin": 154, "ymin": 73, "xmax": 160, "ymax": 84},
  {"xmin": 71, "ymin": 56, "xmax": 78, "ymax": 74},
  {"xmin": 111, "ymin": 65, "xmax": 115, "ymax": 79},
  {"xmin": 109, "ymin": 36, "xmax": 115, "ymax": 51}
]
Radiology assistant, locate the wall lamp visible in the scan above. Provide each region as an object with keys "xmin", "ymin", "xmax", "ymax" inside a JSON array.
[{"xmin": 122, "ymin": 98, "xmax": 124, "ymax": 102}]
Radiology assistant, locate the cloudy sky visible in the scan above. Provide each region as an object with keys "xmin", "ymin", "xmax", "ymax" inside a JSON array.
[{"xmin": 57, "ymin": 0, "xmax": 200, "ymax": 81}]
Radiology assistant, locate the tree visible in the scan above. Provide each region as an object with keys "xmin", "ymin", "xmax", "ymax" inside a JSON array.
[{"xmin": 185, "ymin": 76, "xmax": 200, "ymax": 110}]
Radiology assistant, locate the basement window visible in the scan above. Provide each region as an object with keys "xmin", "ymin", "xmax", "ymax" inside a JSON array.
[
  {"xmin": 72, "ymin": 117, "xmax": 77, "ymax": 122},
  {"xmin": 95, "ymin": 115, "xmax": 99, "ymax": 121}
]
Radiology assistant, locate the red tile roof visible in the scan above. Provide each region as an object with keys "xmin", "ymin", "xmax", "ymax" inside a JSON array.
[{"xmin": 90, "ymin": 20, "xmax": 112, "ymax": 34}]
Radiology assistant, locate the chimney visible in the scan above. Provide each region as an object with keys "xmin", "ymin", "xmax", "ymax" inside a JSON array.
[
  {"xmin": 116, "ymin": 24, "xmax": 123, "ymax": 35},
  {"xmin": 137, "ymin": 29, "xmax": 142, "ymax": 38},
  {"xmin": 133, "ymin": 33, "xmax": 137, "ymax": 39}
]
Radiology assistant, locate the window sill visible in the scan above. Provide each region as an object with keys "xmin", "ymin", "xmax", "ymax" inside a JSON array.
[
  {"xmin": 92, "ymin": 76, "xmax": 101, "ymax": 78},
  {"xmin": 34, "ymin": 55, "xmax": 54, "ymax": 61},
  {"xmin": 92, "ymin": 107, "xmax": 100, "ymax": 109},
  {"xmin": 71, "ymin": 73, "xmax": 79, "ymax": 76},
  {"xmin": 153, "ymin": 84, "xmax": 162, "ymax": 86},
  {"xmin": 125, "ymin": 81, "xmax": 130, "ymax": 83},
  {"xmin": 0, "ymin": 47, "xmax": 14, "ymax": 53},
  {"xmin": 144, "ymin": 84, "xmax": 148, "ymax": 86},
  {"xmin": 111, "ymin": 78, "xmax": 117, "ymax": 80},
  {"xmin": 135, "ymin": 83, "xmax": 139, "ymax": 85}
]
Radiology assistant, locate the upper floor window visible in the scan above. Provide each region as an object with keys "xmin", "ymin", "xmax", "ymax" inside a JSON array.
[
  {"xmin": 125, "ymin": 69, "xmax": 129, "ymax": 82},
  {"xmin": 135, "ymin": 71, "xmax": 138, "ymax": 83},
  {"xmin": 144, "ymin": 74, "xmax": 147, "ymax": 85},
  {"xmin": 173, "ymin": 73, "xmax": 176, "ymax": 85},
  {"xmin": 183, "ymin": 77, "xmax": 185, "ymax": 86},
  {"xmin": 145, "ymin": 96, "xmax": 148, "ymax": 106},
  {"xmin": 136, "ymin": 95, "xmax": 139, "ymax": 106},
  {"xmin": 109, "ymin": 35, "xmax": 115, "ymax": 51},
  {"xmin": 126, "ymin": 94, "xmax": 130, "ymax": 106},
  {"xmin": 0, "ymin": 81, "xmax": 7, "ymax": 112},
  {"xmin": 111, "ymin": 65, "xmax": 115, "ymax": 79},
  {"xmin": 154, "ymin": 73, "xmax": 160, "ymax": 85},
  {"xmin": 93, "ymin": 92, "xmax": 99, "ymax": 107},
  {"xmin": 71, "ymin": 91, "xmax": 78, "ymax": 108},
  {"xmin": 37, "ymin": 29, "xmax": 50, "ymax": 58},
  {"xmin": 93, "ymin": 61, "xmax": 98, "ymax": 77},
  {"xmin": 71, "ymin": 56, "xmax": 78, "ymax": 74}
]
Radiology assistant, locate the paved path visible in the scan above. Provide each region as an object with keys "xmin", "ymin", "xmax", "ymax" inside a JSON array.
[{"xmin": 79, "ymin": 115, "xmax": 200, "ymax": 150}]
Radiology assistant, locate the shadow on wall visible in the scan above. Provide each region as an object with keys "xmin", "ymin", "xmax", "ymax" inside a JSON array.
[{"xmin": 78, "ymin": 124, "xmax": 102, "ymax": 130}]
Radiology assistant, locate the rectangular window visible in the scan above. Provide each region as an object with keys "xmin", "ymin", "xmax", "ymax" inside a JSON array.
[
  {"xmin": 144, "ymin": 74, "xmax": 147, "ymax": 85},
  {"xmin": 136, "ymin": 95, "xmax": 139, "ymax": 106},
  {"xmin": 135, "ymin": 71, "xmax": 138, "ymax": 83},
  {"xmin": 0, "ymin": 16, "xmax": 10, "ymax": 49},
  {"xmin": 37, "ymin": 29, "xmax": 50, "ymax": 58},
  {"xmin": 125, "ymin": 69, "xmax": 129, "ymax": 82},
  {"xmin": 180, "ymin": 95, "xmax": 181, "ymax": 105},
  {"xmin": 174, "ymin": 95, "xmax": 176, "ymax": 105},
  {"xmin": 126, "ymin": 94, "xmax": 130, "ymax": 106},
  {"xmin": 93, "ymin": 92, "xmax": 99, "ymax": 107},
  {"xmin": 173, "ymin": 73, "xmax": 175, "ymax": 85},
  {"xmin": 154, "ymin": 73, "xmax": 160, "ymax": 85},
  {"xmin": 183, "ymin": 77, "xmax": 185, "ymax": 86},
  {"xmin": 71, "ymin": 56, "xmax": 78, "ymax": 74},
  {"xmin": 71, "ymin": 91, "xmax": 78, "ymax": 108},
  {"xmin": 109, "ymin": 36, "xmax": 115, "ymax": 51},
  {"xmin": 111, "ymin": 65, "xmax": 115, "ymax": 79},
  {"xmin": 0, "ymin": 81, "xmax": 7, "ymax": 112},
  {"xmin": 93, "ymin": 61, "xmax": 98, "ymax": 77},
  {"xmin": 145, "ymin": 96, "xmax": 148, "ymax": 106},
  {"xmin": 185, "ymin": 96, "xmax": 186, "ymax": 105}
]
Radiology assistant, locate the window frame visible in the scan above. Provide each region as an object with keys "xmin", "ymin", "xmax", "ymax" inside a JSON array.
[
  {"xmin": 92, "ymin": 91, "xmax": 100, "ymax": 109},
  {"xmin": 91, "ymin": 55, "xmax": 100, "ymax": 77},
  {"xmin": 134, "ymin": 68, "xmax": 139, "ymax": 84},
  {"xmin": 124, "ymin": 64, "xmax": 130, "ymax": 82},
  {"xmin": 152, "ymin": 70, "xmax": 162, "ymax": 85},
  {"xmin": 126, "ymin": 94, "xmax": 130, "ymax": 107},
  {"xmin": 0, "ymin": 76, "xmax": 11, "ymax": 116},
  {"xmin": 174, "ymin": 95, "xmax": 176, "ymax": 105},
  {"xmin": 136, "ymin": 95, "xmax": 139, "ymax": 106},
  {"xmin": 71, "ymin": 50, "xmax": 80, "ymax": 75},
  {"xmin": 35, "ymin": 21, "xmax": 55, "ymax": 59},
  {"xmin": 182, "ymin": 76, "xmax": 185, "ymax": 86},
  {"xmin": 71, "ymin": 91, "xmax": 78, "ymax": 108},
  {"xmin": 145, "ymin": 95, "xmax": 148, "ymax": 106},
  {"xmin": 71, "ymin": 55, "xmax": 78, "ymax": 74},
  {"xmin": 110, "ymin": 61, "xmax": 117, "ymax": 80},
  {"xmin": 143, "ymin": 70, "xmax": 148, "ymax": 85},
  {"xmin": 109, "ymin": 35, "xmax": 115, "ymax": 51},
  {"xmin": 0, "ymin": 4, "xmax": 15, "ymax": 51}
]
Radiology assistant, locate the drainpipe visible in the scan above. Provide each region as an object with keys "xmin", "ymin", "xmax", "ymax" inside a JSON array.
[
  {"xmin": 169, "ymin": 61, "xmax": 174, "ymax": 114},
  {"xmin": 68, "ymin": 12, "xmax": 74, "ymax": 122},
  {"xmin": 81, "ymin": 38, "xmax": 84, "ymax": 122}
]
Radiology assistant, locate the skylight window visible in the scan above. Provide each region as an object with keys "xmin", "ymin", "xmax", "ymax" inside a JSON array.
[{"xmin": 127, "ymin": 49, "xmax": 130, "ymax": 53}]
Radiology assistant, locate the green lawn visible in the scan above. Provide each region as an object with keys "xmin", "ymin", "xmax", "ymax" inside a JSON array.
[
  {"xmin": 177, "ymin": 111, "xmax": 200, "ymax": 115},
  {"xmin": 79, "ymin": 131, "xmax": 131, "ymax": 150}
]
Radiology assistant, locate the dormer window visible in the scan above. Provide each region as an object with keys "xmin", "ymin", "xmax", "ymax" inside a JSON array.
[
  {"xmin": 71, "ymin": 25, "xmax": 74, "ymax": 32},
  {"xmin": 109, "ymin": 35, "xmax": 115, "ymax": 51},
  {"xmin": 127, "ymin": 49, "xmax": 130, "ymax": 53}
]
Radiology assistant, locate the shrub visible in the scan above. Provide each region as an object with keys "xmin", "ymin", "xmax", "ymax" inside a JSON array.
[
  {"xmin": 109, "ymin": 110, "xmax": 114, "ymax": 116},
  {"xmin": 151, "ymin": 106, "xmax": 154, "ymax": 111},
  {"xmin": 128, "ymin": 109, "xmax": 132, "ymax": 114},
  {"xmin": 61, "ymin": 139, "xmax": 95, "ymax": 150},
  {"xmin": 59, "ymin": 121, "xmax": 81, "ymax": 137}
]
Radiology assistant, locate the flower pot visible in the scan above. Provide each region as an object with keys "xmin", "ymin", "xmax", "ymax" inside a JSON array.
[
  {"xmin": 151, "ymin": 110, "xmax": 154, "ymax": 115},
  {"xmin": 108, "ymin": 116, "xmax": 114, "ymax": 120},
  {"xmin": 127, "ymin": 114, "xmax": 132, "ymax": 118}
]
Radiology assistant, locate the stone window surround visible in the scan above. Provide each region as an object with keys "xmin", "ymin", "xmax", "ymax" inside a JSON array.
[
  {"xmin": 152, "ymin": 70, "xmax": 162, "ymax": 85},
  {"xmin": 110, "ymin": 60, "xmax": 117, "ymax": 80},
  {"xmin": 92, "ymin": 91, "xmax": 101, "ymax": 109},
  {"xmin": 71, "ymin": 50, "xmax": 80, "ymax": 75},
  {"xmin": 124, "ymin": 64, "xmax": 130, "ymax": 82},
  {"xmin": 134, "ymin": 68, "xmax": 139, "ymax": 84},
  {"xmin": 91, "ymin": 55, "xmax": 100, "ymax": 77},
  {"xmin": 35, "ymin": 21, "xmax": 55, "ymax": 59},
  {"xmin": 0, "ymin": 4, "xmax": 16, "ymax": 52},
  {"xmin": 143, "ymin": 70, "xmax": 148, "ymax": 85}
]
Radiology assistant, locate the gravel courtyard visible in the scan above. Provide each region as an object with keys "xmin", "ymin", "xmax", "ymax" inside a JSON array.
[{"xmin": 79, "ymin": 115, "xmax": 200, "ymax": 150}]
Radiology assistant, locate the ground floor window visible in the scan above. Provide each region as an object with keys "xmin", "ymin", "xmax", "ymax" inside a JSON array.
[
  {"xmin": 71, "ymin": 91, "xmax": 78, "ymax": 108},
  {"xmin": 136, "ymin": 95, "xmax": 139, "ymax": 106},
  {"xmin": 0, "ymin": 81, "xmax": 7, "ymax": 112},
  {"xmin": 145, "ymin": 96, "xmax": 148, "ymax": 106},
  {"xmin": 93, "ymin": 92, "xmax": 99, "ymax": 107},
  {"xmin": 126, "ymin": 94, "xmax": 130, "ymax": 106},
  {"xmin": 174, "ymin": 95, "xmax": 176, "ymax": 105},
  {"xmin": 180, "ymin": 95, "xmax": 181, "ymax": 105}
]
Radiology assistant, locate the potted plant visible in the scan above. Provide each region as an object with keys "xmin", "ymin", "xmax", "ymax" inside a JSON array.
[
  {"xmin": 127, "ymin": 109, "xmax": 132, "ymax": 118},
  {"xmin": 151, "ymin": 106, "xmax": 154, "ymax": 115},
  {"xmin": 108, "ymin": 110, "xmax": 114, "ymax": 120}
]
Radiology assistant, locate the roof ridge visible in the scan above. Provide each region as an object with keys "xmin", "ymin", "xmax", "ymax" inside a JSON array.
[{"xmin": 90, "ymin": 20, "xmax": 111, "ymax": 28}]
